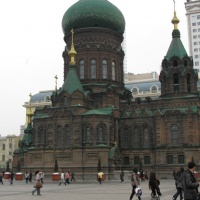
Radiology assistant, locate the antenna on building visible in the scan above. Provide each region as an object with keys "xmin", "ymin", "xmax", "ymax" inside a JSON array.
[{"xmin": 55, "ymin": 75, "xmax": 58, "ymax": 92}]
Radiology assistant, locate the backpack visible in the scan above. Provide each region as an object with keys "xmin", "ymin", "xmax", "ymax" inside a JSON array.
[{"xmin": 136, "ymin": 187, "xmax": 142, "ymax": 196}]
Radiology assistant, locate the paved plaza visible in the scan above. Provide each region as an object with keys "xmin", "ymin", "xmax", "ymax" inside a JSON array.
[{"xmin": 0, "ymin": 179, "xmax": 177, "ymax": 200}]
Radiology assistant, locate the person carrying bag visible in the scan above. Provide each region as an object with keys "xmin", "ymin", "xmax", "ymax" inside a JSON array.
[{"xmin": 32, "ymin": 171, "xmax": 42, "ymax": 196}]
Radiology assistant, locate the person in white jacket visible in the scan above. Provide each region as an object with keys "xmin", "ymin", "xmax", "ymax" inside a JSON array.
[{"xmin": 59, "ymin": 171, "xmax": 66, "ymax": 186}]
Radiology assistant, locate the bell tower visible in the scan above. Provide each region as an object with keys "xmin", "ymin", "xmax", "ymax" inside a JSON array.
[{"xmin": 159, "ymin": 0, "xmax": 198, "ymax": 97}]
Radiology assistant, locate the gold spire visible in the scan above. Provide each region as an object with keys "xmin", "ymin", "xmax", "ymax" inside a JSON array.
[
  {"xmin": 27, "ymin": 93, "xmax": 33, "ymax": 124},
  {"xmin": 68, "ymin": 29, "xmax": 77, "ymax": 65},
  {"xmin": 54, "ymin": 75, "xmax": 58, "ymax": 91},
  {"xmin": 171, "ymin": 0, "xmax": 179, "ymax": 30}
]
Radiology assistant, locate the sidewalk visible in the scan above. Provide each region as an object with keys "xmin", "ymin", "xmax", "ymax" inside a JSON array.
[{"xmin": 0, "ymin": 179, "xmax": 176, "ymax": 200}]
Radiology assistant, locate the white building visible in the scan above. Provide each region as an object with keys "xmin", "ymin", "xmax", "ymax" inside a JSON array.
[
  {"xmin": 185, "ymin": 0, "xmax": 200, "ymax": 71},
  {"xmin": 0, "ymin": 135, "xmax": 21, "ymax": 169}
]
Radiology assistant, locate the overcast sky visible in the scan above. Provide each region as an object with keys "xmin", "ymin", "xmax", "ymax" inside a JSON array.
[{"xmin": 0, "ymin": 0, "xmax": 188, "ymax": 136}]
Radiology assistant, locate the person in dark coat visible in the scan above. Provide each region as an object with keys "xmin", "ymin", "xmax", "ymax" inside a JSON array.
[
  {"xmin": 0, "ymin": 173, "xmax": 3, "ymax": 185},
  {"xmin": 172, "ymin": 167, "xmax": 184, "ymax": 200},
  {"xmin": 183, "ymin": 161, "xmax": 199, "ymax": 200},
  {"xmin": 10, "ymin": 171, "xmax": 14, "ymax": 185},
  {"xmin": 120, "ymin": 169, "xmax": 124, "ymax": 183},
  {"xmin": 149, "ymin": 171, "xmax": 162, "ymax": 197},
  {"xmin": 29, "ymin": 170, "xmax": 32, "ymax": 183}
]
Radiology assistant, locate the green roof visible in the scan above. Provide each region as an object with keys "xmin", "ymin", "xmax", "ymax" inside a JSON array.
[
  {"xmin": 62, "ymin": 0, "xmax": 125, "ymax": 35},
  {"xmin": 62, "ymin": 64, "xmax": 84, "ymax": 94},
  {"xmin": 34, "ymin": 113, "xmax": 49, "ymax": 119},
  {"xmin": 82, "ymin": 106, "xmax": 115, "ymax": 116},
  {"xmin": 165, "ymin": 30, "xmax": 188, "ymax": 60}
]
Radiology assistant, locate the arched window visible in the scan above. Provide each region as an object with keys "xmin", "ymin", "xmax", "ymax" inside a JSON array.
[
  {"xmin": 143, "ymin": 127, "xmax": 150, "ymax": 147},
  {"xmin": 64, "ymin": 125, "xmax": 70, "ymax": 147},
  {"xmin": 112, "ymin": 61, "xmax": 116, "ymax": 80},
  {"xmin": 173, "ymin": 60, "xmax": 178, "ymax": 67},
  {"xmin": 133, "ymin": 128, "xmax": 140, "ymax": 148},
  {"xmin": 151, "ymin": 86, "xmax": 157, "ymax": 93},
  {"xmin": 123, "ymin": 156, "xmax": 130, "ymax": 165},
  {"xmin": 134, "ymin": 156, "xmax": 140, "ymax": 165},
  {"xmin": 132, "ymin": 87, "xmax": 138, "ymax": 94},
  {"xmin": 56, "ymin": 125, "xmax": 62, "ymax": 148},
  {"xmin": 184, "ymin": 60, "xmax": 187, "ymax": 67},
  {"xmin": 80, "ymin": 60, "xmax": 84, "ymax": 79},
  {"xmin": 167, "ymin": 155, "xmax": 173, "ymax": 164},
  {"xmin": 123, "ymin": 128, "xmax": 129, "ymax": 148},
  {"xmin": 64, "ymin": 97, "xmax": 67, "ymax": 106},
  {"xmin": 187, "ymin": 73, "xmax": 191, "ymax": 92},
  {"xmin": 144, "ymin": 156, "xmax": 150, "ymax": 164},
  {"xmin": 178, "ymin": 155, "xmax": 184, "ymax": 164},
  {"xmin": 173, "ymin": 73, "xmax": 179, "ymax": 93},
  {"xmin": 45, "ymin": 96, "xmax": 50, "ymax": 101},
  {"xmin": 97, "ymin": 126, "xmax": 104, "ymax": 144},
  {"xmin": 86, "ymin": 127, "xmax": 91, "ymax": 141},
  {"xmin": 102, "ymin": 60, "xmax": 107, "ymax": 79},
  {"xmin": 91, "ymin": 59, "xmax": 96, "ymax": 79},
  {"xmin": 171, "ymin": 124, "xmax": 178, "ymax": 145},
  {"xmin": 83, "ymin": 125, "xmax": 92, "ymax": 145}
]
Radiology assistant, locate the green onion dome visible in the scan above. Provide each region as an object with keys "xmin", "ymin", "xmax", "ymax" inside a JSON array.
[{"xmin": 62, "ymin": 0, "xmax": 125, "ymax": 35}]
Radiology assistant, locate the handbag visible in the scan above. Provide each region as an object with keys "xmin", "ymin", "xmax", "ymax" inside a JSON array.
[{"xmin": 34, "ymin": 181, "xmax": 43, "ymax": 188}]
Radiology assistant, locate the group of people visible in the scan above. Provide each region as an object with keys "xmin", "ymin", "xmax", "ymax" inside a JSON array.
[
  {"xmin": 172, "ymin": 161, "xmax": 200, "ymax": 200},
  {"xmin": 0, "ymin": 171, "xmax": 17, "ymax": 185},
  {"xmin": 24, "ymin": 170, "xmax": 33, "ymax": 183},
  {"xmin": 2, "ymin": 162, "xmax": 200, "ymax": 199},
  {"xmin": 59, "ymin": 171, "xmax": 75, "ymax": 186},
  {"xmin": 129, "ymin": 161, "xmax": 200, "ymax": 200},
  {"xmin": 129, "ymin": 168, "xmax": 161, "ymax": 200}
]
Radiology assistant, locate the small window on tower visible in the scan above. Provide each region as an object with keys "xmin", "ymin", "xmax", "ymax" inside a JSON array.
[
  {"xmin": 173, "ymin": 60, "xmax": 178, "ymax": 67},
  {"xmin": 184, "ymin": 60, "xmax": 187, "ymax": 67}
]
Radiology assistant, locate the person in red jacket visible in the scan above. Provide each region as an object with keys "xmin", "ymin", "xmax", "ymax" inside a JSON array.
[{"xmin": 65, "ymin": 171, "xmax": 70, "ymax": 184}]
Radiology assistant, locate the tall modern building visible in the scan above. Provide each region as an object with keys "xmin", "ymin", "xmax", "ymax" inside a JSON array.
[{"xmin": 185, "ymin": 0, "xmax": 200, "ymax": 71}]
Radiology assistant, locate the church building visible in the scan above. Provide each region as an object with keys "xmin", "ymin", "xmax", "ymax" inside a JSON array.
[{"xmin": 13, "ymin": 0, "xmax": 200, "ymax": 179}]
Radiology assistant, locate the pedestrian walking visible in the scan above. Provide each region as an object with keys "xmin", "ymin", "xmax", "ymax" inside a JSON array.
[
  {"xmin": 32, "ymin": 171, "xmax": 42, "ymax": 196},
  {"xmin": 10, "ymin": 171, "xmax": 14, "ymax": 185},
  {"xmin": 140, "ymin": 170, "xmax": 144, "ymax": 182},
  {"xmin": 183, "ymin": 161, "xmax": 199, "ymax": 200},
  {"xmin": 129, "ymin": 168, "xmax": 141, "ymax": 200},
  {"xmin": 172, "ymin": 167, "xmax": 184, "ymax": 200},
  {"xmin": 70, "ymin": 171, "xmax": 76, "ymax": 182},
  {"xmin": 59, "ymin": 171, "xmax": 66, "ymax": 185},
  {"xmin": 29, "ymin": 170, "xmax": 32, "ymax": 183},
  {"xmin": 0, "ymin": 173, "xmax": 3, "ymax": 185},
  {"xmin": 120, "ymin": 169, "xmax": 124, "ymax": 183},
  {"xmin": 24, "ymin": 171, "xmax": 29, "ymax": 184},
  {"xmin": 97, "ymin": 171, "xmax": 104, "ymax": 185},
  {"xmin": 173, "ymin": 170, "xmax": 176, "ymax": 180},
  {"xmin": 149, "ymin": 171, "xmax": 162, "ymax": 198},
  {"xmin": 40, "ymin": 172, "xmax": 44, "ymax": 183},
  {"xmin": 65, "ymin": 171, "xmax": 70, "ymax": 184},
  {"xmin": 144, "ymin": 170, "xmax": 148, "ymax": 180}
]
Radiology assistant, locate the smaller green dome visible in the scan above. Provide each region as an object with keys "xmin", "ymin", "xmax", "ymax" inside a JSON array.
[{"xmin": 62, "ymin": 0, "xmax": 125, "ymax": 35}]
